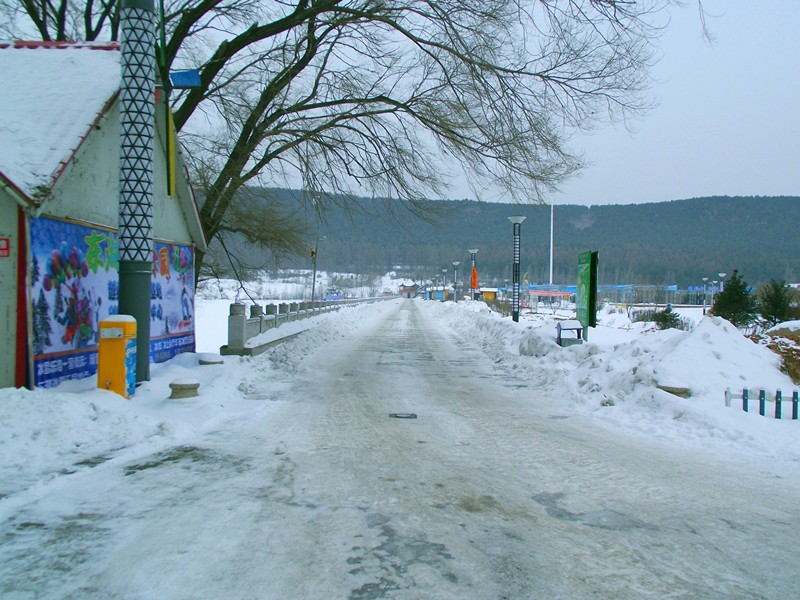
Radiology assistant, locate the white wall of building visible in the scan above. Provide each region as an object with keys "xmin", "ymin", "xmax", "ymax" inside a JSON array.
[{"xmin": 41, "ymin": 98, "xmax": 194, "ymax": 246}]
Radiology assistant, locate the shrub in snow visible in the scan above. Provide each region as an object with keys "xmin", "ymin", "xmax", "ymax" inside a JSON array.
[
  {"xmin": 711, "ymin": 269, "xmax": 757, "ymax": 328},
  {"xmin": 631, "ymin": 307, "xmax": 691, "ymax": 331}
]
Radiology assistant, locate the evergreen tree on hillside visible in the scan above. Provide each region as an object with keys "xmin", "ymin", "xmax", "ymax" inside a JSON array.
[
  {"xmin": 758, "ymin": 279, "xmax": 794, "ymax": 326},
  {"xmin": 711, "ymin": 270, "xmax": 757, "ymax": 328}
]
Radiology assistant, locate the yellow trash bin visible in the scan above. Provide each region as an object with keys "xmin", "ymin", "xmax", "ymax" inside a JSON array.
[{"xmin": 97, "ymin": 316, "xmax": 137, "ymax": 398}]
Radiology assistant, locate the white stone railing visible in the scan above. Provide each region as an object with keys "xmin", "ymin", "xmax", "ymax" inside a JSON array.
[{"xmin": 220, "ymin": 298, "xmax": 390, "ymax": 356}]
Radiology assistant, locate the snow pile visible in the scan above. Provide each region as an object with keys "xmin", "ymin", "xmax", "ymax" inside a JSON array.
[
  {"xmin": 423, "ymin": 299, "xmax": 800, "ymax": 463},
  {"xmin": 0, "ymin": 353, "xmax": 253, "ymax": 507},
  {"xmin": 0, "ymin": 385, "xmax": 159, "ymax": 494},
  {"xmin": 0, "ymin": 301, "xmax": 391, "ymax": 506},
  {"xmin": 650, "ymin": 317, "xmax": 785, "ymax": 394},
  {"xmin": 768, "ymin": 320, "xmax": 800, "ymax": 333}
]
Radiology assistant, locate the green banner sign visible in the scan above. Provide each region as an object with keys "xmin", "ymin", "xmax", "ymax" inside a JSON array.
[{"xmin": 577, "ymin": 251, "xmax": 599, "ymax": 331}]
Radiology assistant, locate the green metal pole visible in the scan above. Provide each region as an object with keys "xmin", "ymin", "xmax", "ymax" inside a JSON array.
[{"xmin": 119, "ymin": 0, "xmax": 156, "ymax": 383}]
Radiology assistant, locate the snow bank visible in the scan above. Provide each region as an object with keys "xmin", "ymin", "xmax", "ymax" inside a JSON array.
[
  {"xmin": 0, "ymin": 300, "xmax": 397, "ymax": 505},
  {"xmin": 767, "ymin": 320, "xmax": 800, "ymax": 333},
  {"xmin": 0, "ymin": 352, "xmax": 257, "ymax": 505},
  {"xmin": 421, "ymin": 299, "xmax": 800, "ymax": 466}
]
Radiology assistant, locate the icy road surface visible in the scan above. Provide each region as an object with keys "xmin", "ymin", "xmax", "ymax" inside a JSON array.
[{"xmin": 3, "ymin": 300, "xmax": 800, "ymax": 599}]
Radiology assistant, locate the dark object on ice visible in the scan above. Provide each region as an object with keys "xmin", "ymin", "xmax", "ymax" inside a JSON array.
[{"xmin": 389, "ymin": 413, "xmax": 418, "ymax": 419}]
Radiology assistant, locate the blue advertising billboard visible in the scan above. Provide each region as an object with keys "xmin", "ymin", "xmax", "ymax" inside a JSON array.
[{"xmin": 29, "ymin": 216, "xmax": 195, "ymax": 388}]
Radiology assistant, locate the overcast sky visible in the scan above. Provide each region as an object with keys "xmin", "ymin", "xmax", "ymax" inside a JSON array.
[{"xmin": 470, "ymin": 1, "xmax": 800, "ymax": 206}]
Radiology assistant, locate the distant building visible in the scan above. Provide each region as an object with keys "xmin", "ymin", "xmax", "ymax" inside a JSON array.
[
  {"xmin": 480, "ymin": 288, "xmax": 499, "ymax": 302},
  {"xmin": 0, "ymin": 41, "xmax": 207, "ymax": 389},
  {"xmin": 428, "ymin": 287, "xmax": 449, "ymax": 301},
  {"xmin": 399, "ymin": 283, "xmax": 419, "ymax": 299}
]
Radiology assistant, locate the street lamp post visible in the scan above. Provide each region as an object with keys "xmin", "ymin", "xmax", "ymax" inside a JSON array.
[
  {"xmin": 310, "ymin": 235, "xmax": 325, "ymax": 306},
  {"xmin": 719, "ymin": 272, "xmax": 727, "ymax": 292},
  {"xmin": 118, "ymin": 0, "xmax": 157, "ymax": 384},
  {"xmin": 711, "ymin": 280, "xmax": 718, "ymax": 307},
  {"xmin": 508, "ymin": 216, "xmax": 526, "ymax": 322},
  {"xmin": 468, "ymin": 248, "xmax": 478, "ymax": 300},
  {"xmin": 452, "ymin": 261, "xmax": 460, "ymax": 303},
  {"xmin": 549, "ymin": 204, "xmax": 554, "ymax": 286},
  {"xmin": 441, "ymin": 267, "xmax": 447, "ymax": 302},
  {"xmin": 702, "ymin": 277, "xmax": 708, "ymax": 314}
]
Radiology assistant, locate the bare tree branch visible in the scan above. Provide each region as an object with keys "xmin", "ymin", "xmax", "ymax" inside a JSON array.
[{"xmin": 3, "ymin": 0, "xmax": 688, "ymax": 282}]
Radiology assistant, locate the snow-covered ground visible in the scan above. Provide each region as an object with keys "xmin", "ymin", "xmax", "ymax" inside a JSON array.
[
  {"xmin": 467, "ymin": 301, "xmax": 800, "ymax": 466},
  {"xmin": 2, "ymin": 292, "xmax": 800, "ymax": 597},
  {"xmin": 197, "ymin": 270, "xmax": 409, "ymax": 303}
]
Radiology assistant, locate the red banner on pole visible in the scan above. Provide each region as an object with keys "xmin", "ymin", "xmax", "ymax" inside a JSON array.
[{"xmin": 471, "ymin": 265, "xmax": 478, "ymax": 290}]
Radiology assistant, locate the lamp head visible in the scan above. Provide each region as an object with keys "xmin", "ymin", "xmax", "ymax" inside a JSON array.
[{"xmin": 508, "ymin": 216, "xmax": 526, "ymax": 225}]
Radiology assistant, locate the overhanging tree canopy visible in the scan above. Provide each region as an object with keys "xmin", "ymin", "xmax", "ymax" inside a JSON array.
[{"xmin": 4, "ymin": 0, "xmax": 673, "ymax": 279}]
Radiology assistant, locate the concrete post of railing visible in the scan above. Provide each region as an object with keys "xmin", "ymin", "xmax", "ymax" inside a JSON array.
[
  {"xmin": 793, "ymin": 391, "xmax": 798, "ymax": 420},
  {"xmin": 274, "ymin": 303, "xmax": 284, "ymax": 327},
  {"xmin": 290, "ymin": 302, "xmax": 299, "ymax": 320},
  {"xmin": 743, "ymin": 388, "xmax": 749, "ymax": 412},
  {"xmin": 265, "ymin": 304, "xmax": 277, "ymax": 329},
  {"xmin": 759, "ymin": 389, "xmax": 766, "ymax": 416},
  {"xmin": 775, "ymin": 390, "xmax": 782, "ymax": 419},
  {"xmin": 724, "ymin": 388, "xmax": 731, "ymax": 408},
  {"xmin": 228, "ymin": 303, "xmax": 247, "ymax": 350},
  {"xmin": 250, "ymin": 304, "xmax": 264, "ymax": 333}
]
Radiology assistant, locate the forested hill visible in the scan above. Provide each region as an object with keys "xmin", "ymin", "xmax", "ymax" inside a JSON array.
[{"xmin": 248, "ymin": 191, "xmax": 800, "ymax": 287}]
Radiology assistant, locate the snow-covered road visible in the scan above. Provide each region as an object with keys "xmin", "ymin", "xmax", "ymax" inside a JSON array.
[{"xmin": 2, "ymin": 299, "xmax": 799, "ymax": 599}]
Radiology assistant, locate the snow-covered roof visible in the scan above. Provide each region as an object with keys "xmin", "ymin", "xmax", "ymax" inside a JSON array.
[{"xmin": 0, "ymin": 41, "xmax": 120, "ymax": 201}]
